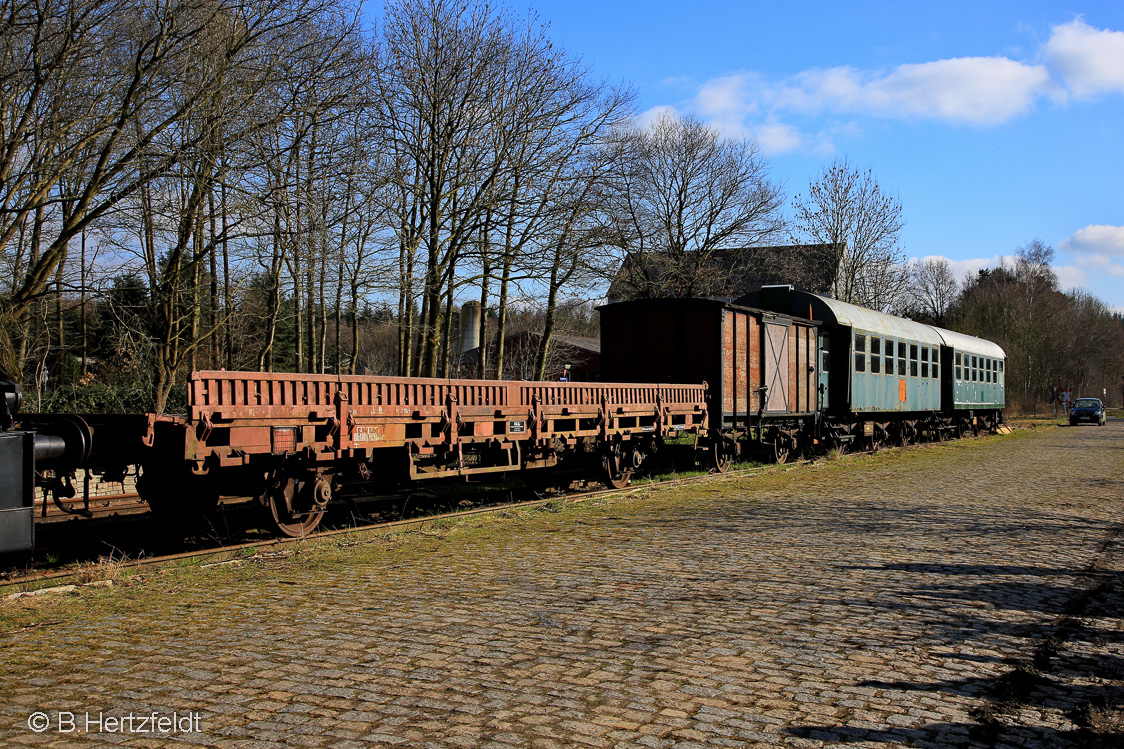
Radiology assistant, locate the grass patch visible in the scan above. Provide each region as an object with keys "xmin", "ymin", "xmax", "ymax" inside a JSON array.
[
  {"xmin": 73, "ymin": 557, "xmax": 126, "ymax": 584},
  {"xmin": 538, "ymin": 498, "xmax": 566, "ymax": 513}
]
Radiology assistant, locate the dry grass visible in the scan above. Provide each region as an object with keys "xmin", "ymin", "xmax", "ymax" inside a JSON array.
[{"xmin": 72, "ymin": 557, "xmax": 126, "ymax": 585}]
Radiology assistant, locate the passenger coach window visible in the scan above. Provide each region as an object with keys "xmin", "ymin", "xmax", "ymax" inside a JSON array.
[
  {"xmin": 920, "ymin": 347, "xmax": 929, "ymax": 378},
  {"xmin": 910, "ymin": 344, "xmax": 918, "ymax": 377},
  {"xmin": 955, "ymin": 352, "xmax": 962, "ymax": 380},
  {"xmin": 931, "ymin": 348, "xmax": 939, "ymax": 379},
  {"xmin": 854, "ymin": 334, "xmax": 866, "ymax": 373},
  {"xmin": 871, "ymin": 337, "xmax": 881, "ymax": 374},
  {"xmin": 898, "ymin": 342, "xmax": 907, "ymax": 376}
]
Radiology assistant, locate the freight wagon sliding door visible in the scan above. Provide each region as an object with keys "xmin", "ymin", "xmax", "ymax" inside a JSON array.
[
  {"xmin": 721, "ymin": 309, "xmax": 757, "ymax": 427},
  {"xmin": 762, "ymin": 317, "xmax": 791, "ymax": 413}
]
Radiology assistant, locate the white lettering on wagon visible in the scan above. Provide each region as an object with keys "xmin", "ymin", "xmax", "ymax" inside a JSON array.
[{"xmin": 352, "ymin": 425, "xmax": 385, "ymax": 442}]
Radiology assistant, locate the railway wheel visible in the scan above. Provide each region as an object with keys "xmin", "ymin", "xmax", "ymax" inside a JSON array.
[
  {"xmin": 268, "ymin": 476, "xmax": 326, "ymax": 537},
  {"xmin": 772, "ymin": 436, "xmax": 791, "ymax": 464},
  {"xmin": 870, "ymin": 425, "xmax": 886, "ymax": 452},
  {"xmin": 602, "ymin": 450, "xmax": 631, "ymax": 490},
  {"xmin": 712, "ymin": 439, "xmax": 733, "ymax": 473}
]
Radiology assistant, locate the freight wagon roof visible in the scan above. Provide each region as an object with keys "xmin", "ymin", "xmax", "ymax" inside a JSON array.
[
  {"xmin": 802, "ymin": 293, "xmax": 943, "ymax": 345},
  {"xmin": 928, "ymin": 327, "xmax": 1006, "ymax": 359}
]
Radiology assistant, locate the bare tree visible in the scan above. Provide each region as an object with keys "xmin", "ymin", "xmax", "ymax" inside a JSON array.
[
  {"xmin": 951, "ymin": 240, "xmax": 1064, "ymax": 411},
  {"xmin": 904, "ymin": 257, "xmax": 959, "ymax": 325},
  {"xmin": 604, "ymin": 112, "xmax": 785, "ymax": 299},
  {"xmin": 532, "ymin": 160, "xmax": 611, "ymax": 381},
  {"xmin": 477, "ymin": 34, "xmax": 632, "ymax": 380},
  {"xmin": 372, "ymin": 0, "xmax": 519, "ymax": 377},
  {"xmin": 0, "ymin": 0, "xmax": 361, "ymax": 400},
  {"xmin": 792, "ymin": 157, "xmax": 908, "ymax": 311},
  {"xmin": 373, "ymin": 0, "xmax": 632, "ymax": 377},
  {"xmin": 0, "ymin": 0, "xmax": 293, "ymax": 380}
]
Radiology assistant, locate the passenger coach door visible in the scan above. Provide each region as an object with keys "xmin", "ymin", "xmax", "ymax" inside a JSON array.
[
  {"xmin": 818, "ymin": 331, "xmax": 830, "ymax": 411},
  {"xmin": 762, "ymin": 319, "xmax": 791, "ymax": 412}
]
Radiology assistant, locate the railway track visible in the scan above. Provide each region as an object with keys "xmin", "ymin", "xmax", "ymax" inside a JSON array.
[
  {"xmin": 3, "ymin": 461, "xmax": 794, "ymax": 594},
  {"xmin": 34, "ymin": 492, "xmax": 148, "ymax": 523},
  {"xmin": 4, "ymin": 424, "xmax": 1021, "ymax": 594}
]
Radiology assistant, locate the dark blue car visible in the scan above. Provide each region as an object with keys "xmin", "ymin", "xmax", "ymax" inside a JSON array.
[{"xmin": 1070, "ymin": 398, "xmax": 1107, "ymax": 426}]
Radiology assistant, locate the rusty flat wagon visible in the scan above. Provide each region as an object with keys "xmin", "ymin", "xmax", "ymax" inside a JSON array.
[{"xmin": 116, "ymin": 371, "xmax": 706, "ymax": 535}]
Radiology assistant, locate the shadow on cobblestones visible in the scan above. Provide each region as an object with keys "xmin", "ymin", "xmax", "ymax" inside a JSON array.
[
  {"xmin": 789, "ymin": 536, "xmax": 1124, "ymax": 748},
  {"xmin": 785, "ymin": 721, "xmax": 977, "ymax": 746},
  {"xmin": 856, "ymin": 564, "xmax": 1090, "ymax": 577}
]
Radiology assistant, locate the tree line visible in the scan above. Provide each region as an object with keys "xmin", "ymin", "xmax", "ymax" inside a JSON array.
[
  {"xmin": 923, "ymin": 243, "xmax": 1124, "ymax": 413},
  {"xmin": 3, "ymin": 0, "xmax": 1120, "ymax": 414}
]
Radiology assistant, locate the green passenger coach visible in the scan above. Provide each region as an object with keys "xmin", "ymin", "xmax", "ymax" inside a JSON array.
[
  {"xmin": 739, "ymin": 285, "xmax": 1006, "ymax": 446},
  {"xmin": 933, "ymin": 327, "xmax": 1006, "ymax": 413}
]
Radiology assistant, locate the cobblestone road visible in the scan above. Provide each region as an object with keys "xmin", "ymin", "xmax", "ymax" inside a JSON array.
[{"xmin": 2, "ymin": 423, "xmax": 1123, "ymax": 748}]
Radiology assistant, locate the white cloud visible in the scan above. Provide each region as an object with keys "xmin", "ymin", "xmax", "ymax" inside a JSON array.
[
  {"xmin": 663, "ymin": 17, "xmax": 1124, "ymax": 149},
  {"xmin": 859, "ymin": 58, "xmax": 1055, "ymax": 125},
  {"xmin": 910, "ymin": 253, "xmax": 1095, "ymax": 292},
  {"xmin": 635, "ymin": 103, "xmax": 803, "ymax": 153},
  {"xmin": 1044, "ymin": 19, "xmax": 1124, "ymax": 98},
  {"xmin": 776, "ymin": 58, "xmax": 1055, "ymax": 125},
  {"xmin": 678, "ymin": 55, "xmax": 1057, "ymax": 138},
  {"xmin": 696, "ymin": 74, "xmax": 757, "ymax": 119},
  {"xmin": 751, "ymin": 122, "xmax": 803, "ymax": 154},
  {"xmin": 1053, "ymin": 264, "xmax": 1091, "ymax": 290},
  {"xmin": 1059, "ymin": 225, "xmax": 1124, "ymax": 280},
  {"xmin": 670, "ymin": 57, "xmax": 1057, "ymax": 151},
  {"xmin": 912, "ymin": 254, "xmax": 1011, "ymax": 285},
  {"xmin": 913, "ymin": 227, "xmax": 1124, "ymax": 302},
  {"xmin": 659, "ymin": 75, "xmax": 696, "ymax": 88},
  {"xmin": 1059, "ymin": 224, "xmax": 1124, "ymax": 257}
]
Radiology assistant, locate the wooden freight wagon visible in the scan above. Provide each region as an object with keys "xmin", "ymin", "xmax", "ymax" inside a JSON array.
[{"xmin": 599, "ymin": 298, "xmax": 819, "ymax": 464}]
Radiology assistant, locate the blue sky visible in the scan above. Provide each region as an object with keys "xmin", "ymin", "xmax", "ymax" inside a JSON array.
[{"xmin": 495, "ymin": 1, "xmax": 1124, "ymax": 310}]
